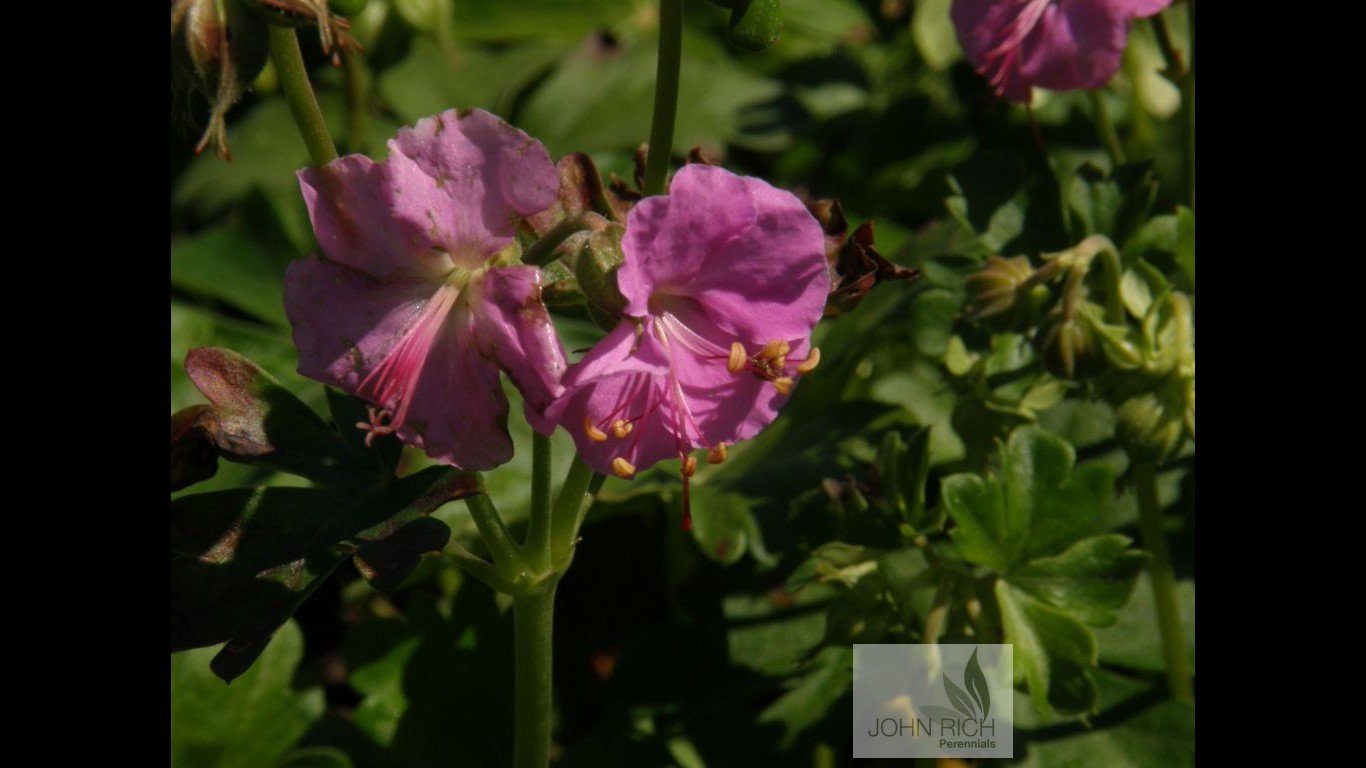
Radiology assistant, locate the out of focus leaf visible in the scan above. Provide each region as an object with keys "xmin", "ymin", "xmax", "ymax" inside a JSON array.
[{"xmin": 171, "ymin": 621, "xmax": 323, "ymax": 768}]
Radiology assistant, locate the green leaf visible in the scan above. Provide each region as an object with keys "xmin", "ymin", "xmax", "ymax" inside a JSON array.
[
  {"xmin": 964, "ymin": 647, "xmax": 991, "ymax": 720},
  {"xmin": 756, "ymin": 646, "xmax": 853, "ymax": 750},
  {"xmin": 519, "ymin": 27, "xmax": 780, "ymax": 159},
  {"xmin": 275, "ymin": 748, "xmax": 354, "ymax": 768},
  {"xmin": 171, "ymin": 227, "xmax": 291, "ymax": 328},
  {"xmin": 377, "ymin": 39, "xmax": 565, "ymax": 121},
  {"xmin": 945, "ymin": 426, "xmax": 1116, "ymax": 570},
  {"xmin": 996, "ymin": 581, "xmax": 1098, "ymax": 718},
  {"xmin": 1176, "ymin": 206, "xmax": 1195, "ymax": 289},
  {"xmin": 687, "ymin": 484, "xmax": 754, "ymax": 565},
  {"xmin": 171, "ymin": 467, "xmax": 474, "ymax": 680},
  {"xmin": 1067, "ymin": 162, "xmax": 1157, "ymax": 245},
  {"xmin": 171, "ymin": 621, "xmax": 323, "ymax": 768},
  {"xmin": 1009, "ymin": 535, "xmax": 1149, "ymax": 626},
  {"xmin": 1094, "ymin": 578, "xmax": 1195, "ymax": 674},
  {"xmin": 911, "ymin": 0, "xmax": 962, "ymax": 70}
]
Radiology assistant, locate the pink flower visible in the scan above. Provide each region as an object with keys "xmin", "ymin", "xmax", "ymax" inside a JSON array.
[
  {"xmin": 546, "ymin": 165, "xmax": 829, "ymax": 520},
  {"xmin": 952, "ymin": 0, "xmax": 1172, "ymax": 103},
  {"xmin": 284, "ymin": 109, "xmax": 567, "ymax": 470}
]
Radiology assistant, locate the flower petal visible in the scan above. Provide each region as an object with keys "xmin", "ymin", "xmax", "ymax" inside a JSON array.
[
  {"xmin": 284, "ymin": 255, "xmax": 438, "ymax": 391},
  {"xmin": 284, "ymin": 256, "xmax": 515, "ymax": 470},
  {"xmin": 393, "ymin": 293, "xmax": 513, "ymax": 470},
  {"xmin": 551, "ymin": 373, "xmax": 680, "ymax": 477},
  {"xmin": 468, "ymin": 266, "xmax": 570, "ymax": 435},
  {"xmin": 1020, "ymin": 1, "xmax": 1132, "ymax": 93},
  {"xmin": 388, "ymin": 109, "xmax": 559, "ymax": 264},
  {"xmin": 298, "ymin": 156, "xmax": 456, "ymax": 280},
  {"xmin": 618, "ymin": 165, "xmax": 828, "ymax": 343}
]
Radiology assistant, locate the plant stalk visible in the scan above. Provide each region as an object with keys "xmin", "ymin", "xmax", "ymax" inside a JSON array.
[
  {"xmin": 512, "ymin": 587, "xmax": 557, "ymax": 768},
  {"xmin": 642, "ymin": 0, "xmax": 683, "ymax": 196},
  {"xmin": 268, "ymin": 25, "xmax": 338, "ymax": 166},
  {"xmin": 1134, "ymin": 461, "xmax": 1193, "ymax": 701}
]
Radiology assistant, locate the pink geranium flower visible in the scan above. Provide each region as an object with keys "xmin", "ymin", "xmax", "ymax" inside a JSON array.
[
  {"xmin": 546, "ymin": 165, "xmax": 829, "ymax": 521},
  {"xmin": 284, "ymin": 109, "xmax": 567, "ymax": 470},
  {"xmin": 952, "ymin": 0, "xmax": 1172, "ymax": 103}
]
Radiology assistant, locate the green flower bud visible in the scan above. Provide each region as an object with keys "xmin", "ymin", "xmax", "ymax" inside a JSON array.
[
  {"xmin": 1035, "ymin": 302, "xmax": 1106, "ymax": 380},
  {"xmin": 727, "ymin": 0, "xmax": 783, "ymax": 52},
  {"xmin": 575, "ymin": 226, "xmax": 629, "ymax": 330},
  {"xmin": 964, "ymin": 254, "xmax": 1044, "ymax": 328},
  {"xmin": 331, "ymin": 0, "xmax": 369, "ymax": 15},
  {"xmin": 1115, "ymin": 378, "xmax": 1188, "ymax": 463}
]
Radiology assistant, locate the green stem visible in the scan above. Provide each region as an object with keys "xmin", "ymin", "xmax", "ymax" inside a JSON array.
[
  {"xmin": 268, "ymin": 25, "xmax": 338, "ymax": 166},
  {"xmin": 525, "ymin": 432, "xmax": 554, "ymax": 571},
  {"xmin": 642, "ymin": 0, "xmax": 683, "ymax": 196},
  {"xmin": 341, "ymin": 48, "xmax": 370, "ymax": 154},
  {"xmin": 1181, "ymin": 7, "xmax": 1195, "ymax": 209},
  {"xmin": 1134, "ymin": 462, "xmax": 1193, "ymax": 701},
  {"xmin": 1088, "ymin": 89, "xmax": 1126, "ymax": 168},
  {"xmin": 445, "ymin": 540, "xmax": 510, "ymax": 592},
  {"xmin": 512, "ymin": 587, "xmax": 557, "ymax": 768},
  {"xmin": 523, "ymin": 216, "xmax": 596, "ymax": 267},
  {"xmin": 465, "ymin": 490, "xmax": 526, "ymax": 581},
  {"xmin": 1149, "ymin": 12, "xmax": 1186, "ymax": 78},
  {"xmin": 549, "ymin": 457, "xmax": 598, "ymax": 568}
]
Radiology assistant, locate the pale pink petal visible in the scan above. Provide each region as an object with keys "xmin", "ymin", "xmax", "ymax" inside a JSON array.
[
  {"xmin": 284, "ymin": 255, "xmax": 439, "ymax": 391},
  {"xmin": 388, "ymin": 109, "xmax": 559, "ymax": 264},
  {"xmin": 298, "ymin": 157, "xmax": 456, "ymax": 280},
  {"xmin": 467, "ymin": 266, "xmax": 570, "ymax": 435}
]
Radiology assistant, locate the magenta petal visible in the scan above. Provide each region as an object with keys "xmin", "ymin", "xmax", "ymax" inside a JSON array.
[
  {"xmin": 1108, "ymin": 0, "xmax": 1171, "ymax": 18},
  {"xmin": 1021, "ymin": 1, "xmax": 1130, "ymax": 93},
  {"xmin": 298, "ymin": 157, "xmax": 456, "ymax": 280},
  {"xmin": 392, "ymin": 295, "xmax": 513, "ymax": 470},
  {"xmin": 388, "ymin": 109, "xmax": 559, "ymax": 263},
  {"xmin": 552, "ymin": 373, "xmax": 680, "ymax": 477},
  {"xmin": 468, "ymin": 266, "xmax": 570, "ymax": 435},
  {"xmin": 618, "ymin": 165, "xmax": 828, "ymax": 343},
  {"xmin": 284, "ymin": 255, "xmax": 440, "ymax": 391}
]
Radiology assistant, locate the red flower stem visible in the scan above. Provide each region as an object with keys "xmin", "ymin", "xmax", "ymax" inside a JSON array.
[
  {"xmin": 642, "ymin": 0, "xmax": 683, "ymax": 196},
  {"xmin": 268, "ymin": 25, "xmax": 338, "ymax": 167}
]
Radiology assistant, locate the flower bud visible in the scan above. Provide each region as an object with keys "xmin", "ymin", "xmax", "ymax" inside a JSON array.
[
  {"xmin": 1035, "ymin": 302, "xmax": 1106, "ymax": 380},
  {"xmin": 727, "ymin": 0, "xmax": 784, "ymax": 52},
  {"xmin": 964, "ymin": 254, "xmax": 1046, "ymax": 329},
  {"xmin": 1115, "ymin": 378, "xmax": 1188, "ymax": 463},
  {"xmin": 171, "ymin": 0, "xmax": 271, "ymax": 158},
  {"xmin": 574, "ymin": 226, "xmax": 629, "ymax": 330}
]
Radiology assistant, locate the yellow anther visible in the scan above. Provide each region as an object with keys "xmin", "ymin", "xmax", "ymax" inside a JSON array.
[
  {"xmin": 772, "ymin": 377, "xmax": 794, "ymax": 396},
  {"xmin": 727, "ymin": 341, "xmax": 747, "ymax": 374},
  {"xmin": 681, "ymin": 455, "xmax": 698, "ymax": 477},
  {"xmin": 760, "ymin": 340, "xmax": 790, "ymax": 359},
  {"xmin": 583, "ymin": 416, "xmax": 608, "ymax": 442},
  {"xmin": 796, "ymin": 347, "xmax": 821, "ymax": 374},
  {"xmin": 611, "ymin": 457, "xmax": 637, "ymax": 478},
  {"xmin": 707, "ymin": 443, "xmax": 729, "ymax": 464},
  {"xmin": 610, "ymin": 419, "xmax": 634, "ymax": 438}
]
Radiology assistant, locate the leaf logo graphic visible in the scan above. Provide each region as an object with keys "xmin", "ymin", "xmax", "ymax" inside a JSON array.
[{"xmin": 942, "ymin": 647, "xmax": 991, "ymax": 720}]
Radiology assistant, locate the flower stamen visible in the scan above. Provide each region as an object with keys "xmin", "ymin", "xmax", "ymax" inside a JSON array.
[
  {"xmin": 355, "ymin": 406, "xmax": 396, "ymax": 448},
  {"xmin": 707, "ymin": 443, "xmax": 729, "ymax": 464},
  {"xmin": 612, "ymin": 457, "xmax": 637, "ymax": 478},
  {"xmin": 795, "ymin": 347, "xmax": 821, "ymax": 374},
  {"xmin": 583, "ymin": 416, "xmax": 609, "ymax": 442}
]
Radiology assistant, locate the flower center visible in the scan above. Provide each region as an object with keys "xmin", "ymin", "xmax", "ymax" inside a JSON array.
[{"xmin": 355, "ymin": 282, "xmax": 463, "ymax": 441}]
